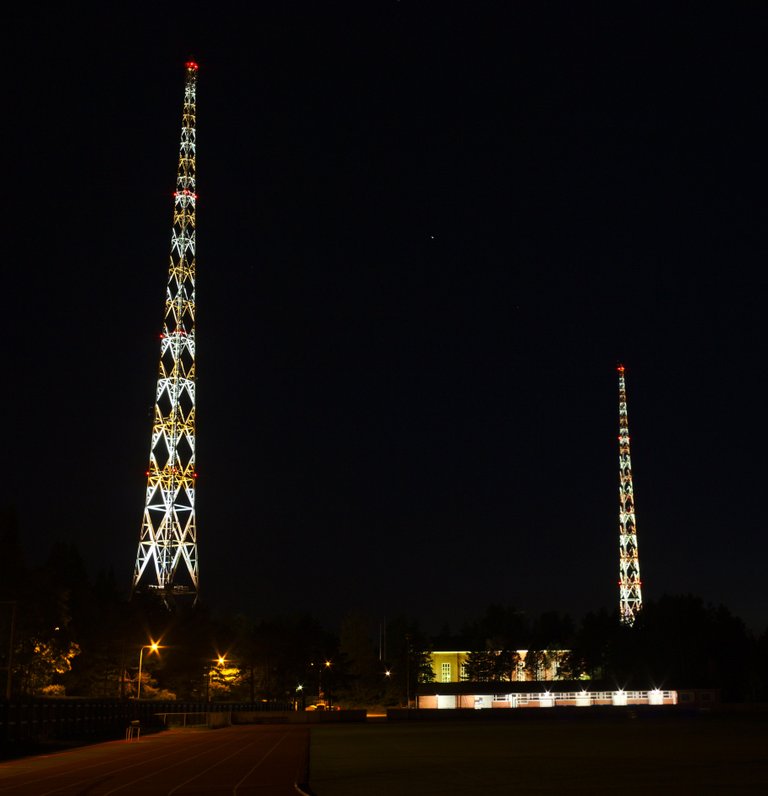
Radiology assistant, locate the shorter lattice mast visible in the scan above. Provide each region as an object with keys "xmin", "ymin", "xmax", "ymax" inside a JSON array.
[{"xmin": 617, "ymin": 364, "xmax": 642, "ymax": 625}]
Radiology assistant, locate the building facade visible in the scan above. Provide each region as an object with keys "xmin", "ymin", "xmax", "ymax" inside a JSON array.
[
  {"xmin": 430, "ymin": 650, "xmax": 570, "ymax": 684},
  {"xmin": 422, "ymin": 650, "xmax": 680, "ymax": 710}
]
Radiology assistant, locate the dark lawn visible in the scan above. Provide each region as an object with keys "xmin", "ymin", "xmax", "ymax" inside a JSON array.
[{"xmin": 308, "ymin": 713, "xmax": 768, "ymax": 794}]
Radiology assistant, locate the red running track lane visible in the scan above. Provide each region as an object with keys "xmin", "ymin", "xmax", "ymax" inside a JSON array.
[{"xmin": 0, "ymin": 725, "xmax": 312, "ymax": 795}]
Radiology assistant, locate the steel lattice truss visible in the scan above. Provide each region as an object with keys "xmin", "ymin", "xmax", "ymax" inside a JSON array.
[
  {"xmin": 132, "ymin": 62, "xmax": 199, "ymax": 600},
  {"xmin": 617, "ymin": 364, "xmax": 642, "ymax": 625}
]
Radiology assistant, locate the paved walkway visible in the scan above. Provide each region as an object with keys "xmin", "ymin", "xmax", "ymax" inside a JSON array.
[{"xmin": 0, "ymin": 725, "xmax": 311, "ymax": 795}]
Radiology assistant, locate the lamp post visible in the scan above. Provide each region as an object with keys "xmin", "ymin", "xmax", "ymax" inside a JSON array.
[
  {"xmin": 318, "ymin": 659, "xmax": 331, "ymax": 702},
  {"xmin": 136, "ymin": 642, "xmax": 160, "ymax": 700},
  {"xmin": 206, "ymin": 655, "xmax": 226, "ymax": 702},
  {"xmin": 405, "ymin": 633, "xmax": 412, "ymax": 709},
  {"xmin": 324, "ymin": 660, "xmax": 333, "ymax": 708}
]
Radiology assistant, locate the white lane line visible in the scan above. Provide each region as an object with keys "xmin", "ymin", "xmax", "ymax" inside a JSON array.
[
  {"xmin": 30, "ymin": 732, "xmax": 229, "ymax": 796},
  {"xmin": 100, "ymin": 729, "xmax": 269, "ymax": 795},
  {"xmin": 233, "ymin": 731, "xmax": 293, "ymax": 795},
  {"xmin": 167, "ymin": 731, "xmax": 281, "ymax": 795},
  {"xmin": 1, "ymin": 734, "xmax": 211, "ymax": 795}
]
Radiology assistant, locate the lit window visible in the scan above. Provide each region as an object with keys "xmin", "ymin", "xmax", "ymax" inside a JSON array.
[{"xmin": 441, "ymin": 662, "xmax": 451, "ymax": 683}]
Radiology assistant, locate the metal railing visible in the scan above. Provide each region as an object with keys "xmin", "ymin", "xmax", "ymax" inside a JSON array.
[{"xmin": 0, "ymin": 699, "xmax": 294, "ymax": 744}]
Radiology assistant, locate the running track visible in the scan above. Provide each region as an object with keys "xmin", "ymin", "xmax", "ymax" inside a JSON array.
[{"xmin": 0, "ymin": 725, "xmax": 311, "ymax": 795}]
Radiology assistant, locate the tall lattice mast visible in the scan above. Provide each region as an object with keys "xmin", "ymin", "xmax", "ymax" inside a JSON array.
[
  {"xmin": 617, "ymin": 364, "xmax": 642, "ymax": 625},
  {"xmin": 132, "ymin": 61, "xmax": 199, "ymax": 602}
]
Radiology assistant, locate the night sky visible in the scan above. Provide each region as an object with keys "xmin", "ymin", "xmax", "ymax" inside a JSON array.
[{"xmin": 3, "ymin": 4, "xmax": 768, "ymax": 635}]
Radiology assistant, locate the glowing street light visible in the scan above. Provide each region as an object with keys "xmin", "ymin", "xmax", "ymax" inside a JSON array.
[
  {"xmin": 137, "ymin": 641, "xmax": 161, "ymax": 700},
  {"xmin": 206, "ymin": 654, "xmax": 228, "ymax": 702},
  {"xmin": 319, "ymin": 660, "xmax": 331, "ymax": 699}
]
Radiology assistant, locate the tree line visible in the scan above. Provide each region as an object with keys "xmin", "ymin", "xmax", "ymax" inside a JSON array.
[{"xmin": 1, "ymin": 513, "xmax": 766, "ymax": 706}]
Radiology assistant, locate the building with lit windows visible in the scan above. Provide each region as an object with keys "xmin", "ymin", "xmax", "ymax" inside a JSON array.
[
  {"xmin": 430, "ymin": 650, "xmax": 568, "ymax": 684},
  {"xmin": 418, "ymin": 650, "xmax": 679, "ymax": 710}
]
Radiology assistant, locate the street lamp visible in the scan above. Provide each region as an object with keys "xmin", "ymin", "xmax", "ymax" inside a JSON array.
[
  {"xmin": 405, "ymin": 634, "xmax": 412, "ymax": 709},
  {"xmin": 206, "ymin": 655, "xmax": 227, "ymax": 702},
  {"xmin": 136, "ymin": 642, "xmax": 160, "ymax": 700},
  {"xmin": 318, "ymin": 660, "xmax": 331, "ymax": 701}
]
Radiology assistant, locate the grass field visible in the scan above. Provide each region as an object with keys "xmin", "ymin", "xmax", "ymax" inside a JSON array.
[{"xmin": 307, "ymin": 712, "xmax": 768, "ymax": 794}]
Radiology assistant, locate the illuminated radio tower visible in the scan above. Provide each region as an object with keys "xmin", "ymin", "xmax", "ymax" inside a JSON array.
[
  {"xmin": 617, "ymin": 364, "xmax": 642, "ymax": 625},
  {"xmin": 132, "ymin": 61, "xmax": 199, "ymax": 602}
]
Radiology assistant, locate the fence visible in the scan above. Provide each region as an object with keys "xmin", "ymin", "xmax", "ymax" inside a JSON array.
[{"xmin": 0, "ymin": 699, "xmax": 294, "ymax": 745}]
